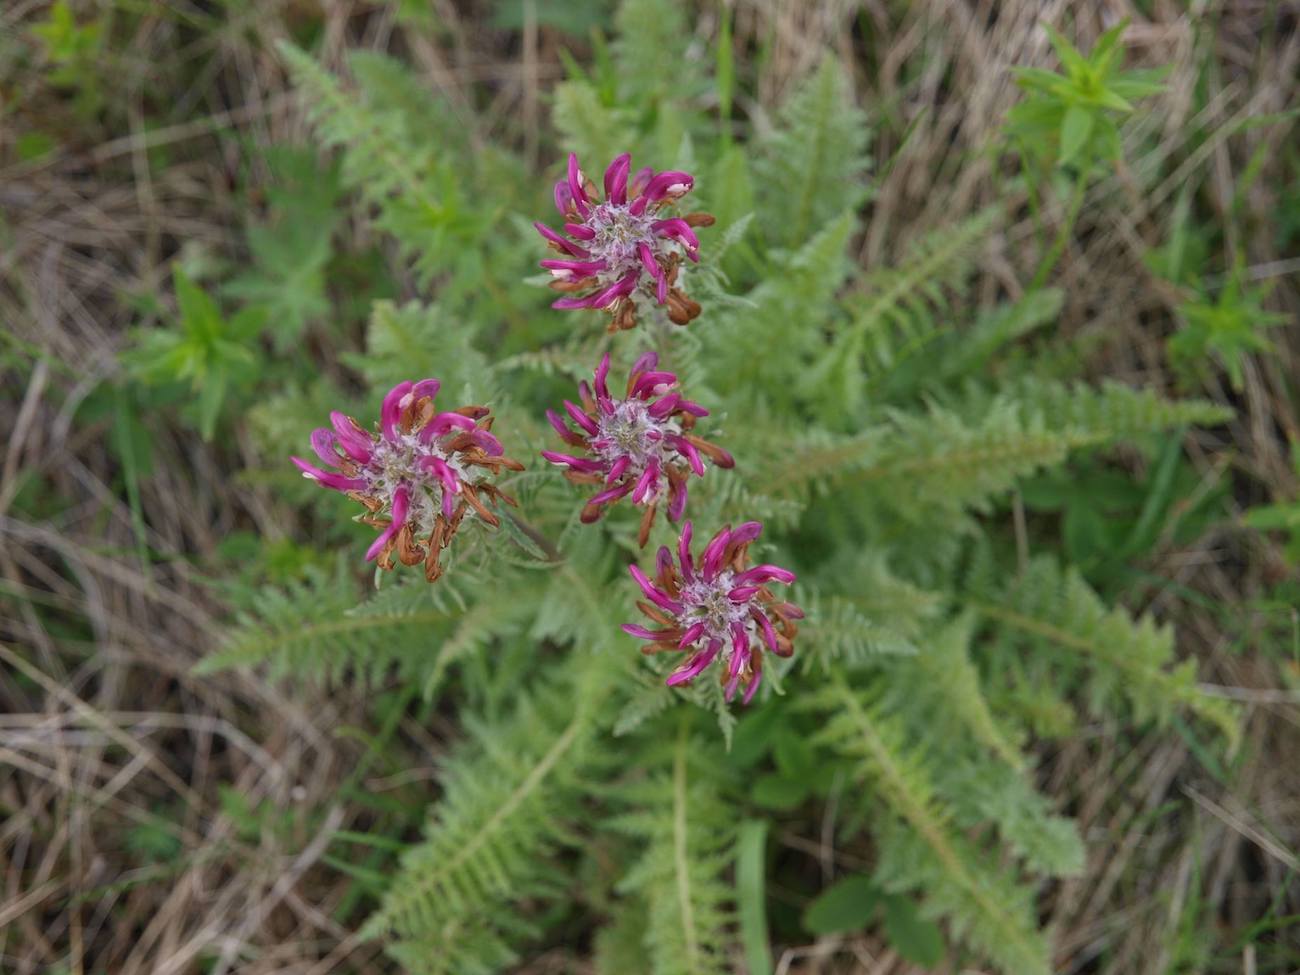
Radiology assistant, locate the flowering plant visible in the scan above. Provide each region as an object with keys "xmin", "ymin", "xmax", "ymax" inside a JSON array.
[
  {"xmin": 623, "ymin": 520, "xmax": 800, "ymax": 703},
  {"xmin": 292, "ymin": 379, "xmax": 523, "ymax": 582},
  {"xmin": 535, "ymin": 152, "xmax": 712, "ymax": 331},
  {"xmin": 541, "ymin": 351, "xmax": 733, "ymax": 545}
]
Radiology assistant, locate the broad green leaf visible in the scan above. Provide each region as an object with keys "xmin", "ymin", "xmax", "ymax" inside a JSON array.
[
  {"xmin": 803, "ymin": 874, "xmax": 881, "ymax": 935},
  {"xmin": 883, "ymin": 895, "xmax": 945, "ymax": 966},
  {"xmin": 750, "ymin": 773, "xmax": 809, "ymax": 811},
  {"xmin": 1058, "ymin": 104, "xmax": 1093, "ymax": 167},
  {"xmin": 174, "ymin": 266, "xmax": 223, "ymax": 343}
]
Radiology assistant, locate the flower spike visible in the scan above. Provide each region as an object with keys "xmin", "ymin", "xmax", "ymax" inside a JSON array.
[
  {"xmin": 292, "ymin": 380, "xmax": 524, "ymax": 582},
  {"xmin": 536, "ymin": 152, "xmax": 713, "ymax": 332},
  {"xmin": 542, "ymin": 352, "xmax": 733, "ymax": 545},
  {"xmin": 623, "ymin": 520, "xmax": 800, "ymax": 705}
]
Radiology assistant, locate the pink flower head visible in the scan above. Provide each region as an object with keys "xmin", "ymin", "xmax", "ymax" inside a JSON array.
[
  {"xmin": 536, "ymin": 152, "xmax": 713, "ymax": 332},
  {"xmin": 622, "ymin": 520, "xmax": 802, "ymax": 705},
  {"xmin": 292, "ymin": 380, "xmax": 524, "ymax": 582},
  {"xmin": 542, "ymin": 352, "xmax": 734, "ymax": 546}
]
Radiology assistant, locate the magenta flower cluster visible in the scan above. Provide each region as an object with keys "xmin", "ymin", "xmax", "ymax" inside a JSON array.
[
  {"xmin": 533, "ymin": 151, "xmax": 801, "ymax": 703},
  {"xmin": 294, "ymin": 149, "xmax": 799, "ymax": 706},
  {"xmin": 292, "ymin": 380, "xmax": 522, "ymax": 582},
  {"xmin": 541, "ymin": 351, "xmax": 734, "ymax": 546},
  {"xmin": 535, "ymin": 152, "xmax": 712, "ymax": 332},
  {"xmin": 623, "ymin": 521, "xmax": 801, "ymax": 704}
]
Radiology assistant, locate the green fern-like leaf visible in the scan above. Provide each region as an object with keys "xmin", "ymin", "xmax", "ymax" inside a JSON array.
[
  {"xmin": 756, "ymin": 57, "xmax": 871, "ymax": 248},
  {"xmin": 361, "ymin": 651, "xmax": 617, "ymax": 970},
  {"xmin": 808, "ymin": 677, "xmax": 1053, "ymax": 975},
  {"xmin": 1001, "ymin": 377, "xmax": 1233, "ymax": 447},
  {"xmin": 197, "ymin": 566, "xmax": 443, "ymax": 679},
  {"xmin": 903, "ymin": 615, "xmax": 1025, "ymax": 770},
  {"xmin": 805, "ymin": 208, "xmax": 1001, "ymax": 417},
  {"xmin": 703, "ymin": 211, "xmax": 856, "ymax": 412},
  {"xmin": 341, "ymin": 299, "xmax": 492, "ymax": 405},
  {"xmin": 551, "ymin": 79, "xmax": 637, "ymax": 170},
  {"xmin": 797, "ymin": 591, "xmax": 920, "ymax": 671},
  {"xmin": 611, "ymin": 723, "xmax": 736, "ymax": 975},
  {"xmin": 196, "ymin": 563, "xmax": 519, "ymax": 699},
  {"xmin": 765, "ymin": 399, "xmax": 1065, "ymax": 526},
  {"xmin": 969, "ymin": 556, "xmax": 1239, "ymax": 746},
  {"xmin": 943, "ymin": 758, "xmax": 1086, "ymax": 879},
  {"xmin": 594, "ymin": 899, "xmax": 655, "ymax": 975},
  {"xmin": 279, "ymin": 44, "xmax": 486, "ymax": 288},
  {"xmin": 768, "ymin": 379, "xmax": 1231, "ymax": 526},
  {"xmin": 926, "ymin": 288, "xmax": 1064, "ymax": 387},
  {"xmin": 613, "ymin": 0, "xmax": 703, "ymax": 111}
]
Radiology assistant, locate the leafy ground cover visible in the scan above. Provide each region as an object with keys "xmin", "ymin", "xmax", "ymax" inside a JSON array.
[{"xmin": 1, "ymin": 2, "xmax": 1297, "ymax": 973}]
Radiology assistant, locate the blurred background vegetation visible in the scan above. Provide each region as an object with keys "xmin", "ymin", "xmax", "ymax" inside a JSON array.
[{"xmin": 1, "ymin": 1, "xmax": 1297, "ymax": 973}]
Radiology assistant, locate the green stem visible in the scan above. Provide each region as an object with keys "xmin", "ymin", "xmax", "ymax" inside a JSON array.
[
  {"xmin": 1030, "ymin": 171, "xmax": 1088, "ymax": 289},
  {"xmin": 672, "ymin": 717, "xmax": 700, "ymax": 971}
]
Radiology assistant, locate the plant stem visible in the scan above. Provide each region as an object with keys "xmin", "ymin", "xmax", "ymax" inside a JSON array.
[{"xmin": 1030, "ymin": 170, "xmax": 1088, "ymax": 289}]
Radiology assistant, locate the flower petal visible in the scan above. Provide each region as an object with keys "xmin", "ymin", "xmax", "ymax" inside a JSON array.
[
  {"xmin": 563, "ymin": 221, "xmax": 596, "ymax": 240},
  {"xmin": 589, "ymin": 481, "xmax": 634, "ymax": 506},
  {"xmin": 589, "ymin": 270, "xmax": 639, "ymax": 309},
  {"xmin": 593, "ymin": 352, "xmax": 612, "ymax": 403},
  {"xmin": 631, "ymin": 370, "xmax": 677, "ymax": 399},
  {"xmin": 330, "ymin": 411, "xmax": 374, "ymax": 462},
  {"xmin": 671, "ymin": 436, "xmax": 705, "ymax": 477},
  {"xmin": 535, "ymin": 220, "xmax": 589, "ymax": 257},
  {"xmin": 629, "ymin": 563, "xmax": 684, "ymax": 614},
  {"xmin": 678, "ymin": 521, "xmax": 695, "ymax": 580},
  {"xmin": 677, "ymin": 621, "xmax": 707, "ymax": 648},
  {"xmin": 701, "ymin": 526, "xmax": 733, "ymax": 578},
  {"xmin": 421, "ymin": 411, "xmax": 478, "ymax": 443},
  {"xmin": 410, "ymin": 379, "xmax": 441, "ymax": 401},
  {"xmin": 622, "ymin": 623, "xmax": 671, "ymax": 641},
  {"xmin": 310, "ymin": 428, "xmax": 340, "ymax": 466},
  {"xmin": 604, "ymin": 152, "xmax": 631, "ymax": 204},
  {"xmin": 567, "ymin": 153, "xmax": 590, "ymax": 217},
  {"xmin": 630, "ymin": 460, "xmax": 659, "ymax": 504},
  {"xmin": 641, "ymin": 171, "xmax": 693, "ymax": 202},
  {"xmin": 563, "ymin": 400, "xmax": 600, "ymax": 436},
  {"xmin": 667, "ymin": 476, "xmax": 688, "ymax": 521},
  {"xmin": 667, "ymin": 639, "xmax": 721, "ymax": 686},
  {"xmin": 607, "ymin": 455, "xmax": 630, "ymax": 484},
  {"xmin": 541, "ymin": 258, "xmax": 608, "ymax": 275},
  {"xmin": 735, "ymin": 564, "xmax": 796, "ymax": 586},
  {"xmin": 291, "ymin": 456, "xmax": 366, "ymax": 492},
  {"xmin": 752, "ymin": 609, "xmax": 779, "ymax": 652},
  {"xmin": 381, "ymin": 381, "xmax": 413, "ymax": 441},
  {"xmin": 541, "ymin": 450, "xmax": 604, "ymax": 473}
]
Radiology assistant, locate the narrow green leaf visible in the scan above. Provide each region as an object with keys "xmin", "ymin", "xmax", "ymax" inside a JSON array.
[
  {"xmin": 716, "ymin": 9, "xmax": 734, "ymax": 145},
  {"xmin": 736, "ymin": 820, "xmax": 772, "ymax": 975},
  {"xmin": 194, "ymin": 368, "xmax": 226, "ymax": 440},
  {"xmin": 1043, "ymin": 24, "xmax": 1089, "ymax": 79},
  {"xmin": 1090, "ymin": 19, "xmax": 1129, "ymax": 76},
  {"xmin": 1126, "ymin": 428, "xmax": 1185, "ymax": 555}
]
